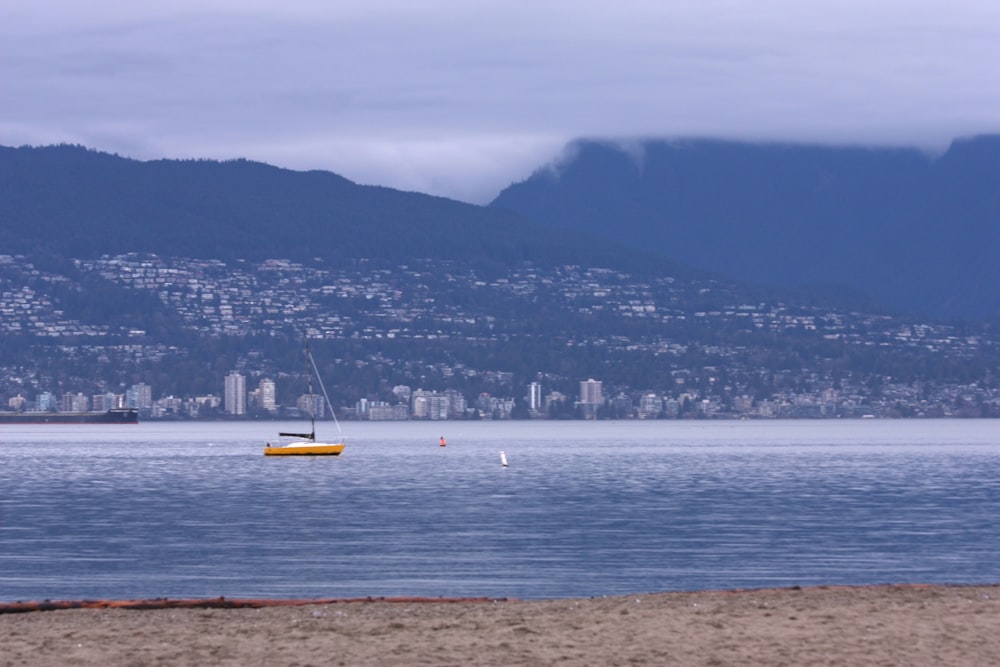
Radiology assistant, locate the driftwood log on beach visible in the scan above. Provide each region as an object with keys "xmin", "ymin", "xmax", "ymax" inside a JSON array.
[{"xmin": 0, "ymin": 595, "xmax": 506, "ymax": 614}]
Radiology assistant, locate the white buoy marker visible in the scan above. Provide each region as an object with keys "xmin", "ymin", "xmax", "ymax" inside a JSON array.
[{"xmin": 499, "ymin": 450, "xmax": 508, "ymax": 467}]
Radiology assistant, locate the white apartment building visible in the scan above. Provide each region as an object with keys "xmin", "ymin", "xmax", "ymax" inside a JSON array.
[{"xmin": 224, "ymin": 372, "xmax": 246, "ymax": 415}]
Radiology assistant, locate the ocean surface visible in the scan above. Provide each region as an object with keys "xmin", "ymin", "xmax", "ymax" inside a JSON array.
[{"xmin": 1, "ymin": 419, "xmax": 998, "ymax": 602}]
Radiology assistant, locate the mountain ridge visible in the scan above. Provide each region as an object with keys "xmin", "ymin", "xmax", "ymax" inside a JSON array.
[
  {"xmin": 0, "ymin": 143, "xmax": 689, "ymax": 279},
  {"xmin": 491, "ymin": 135, "xmax": 1000, "ymax": 321}
]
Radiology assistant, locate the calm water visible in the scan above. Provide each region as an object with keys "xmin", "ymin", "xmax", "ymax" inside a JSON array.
[{"xmin": 1, "ymin": 420, "xmax": 998, "ymax": 601}]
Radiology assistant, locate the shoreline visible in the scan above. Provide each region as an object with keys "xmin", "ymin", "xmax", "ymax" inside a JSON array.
[
  {"xmin": 0, "ymin": 595, "xmax": 510, "ymax": 614},
  {"xmin": 3, "ymin": 584, "xmax": 999, "ymax": 666},
  {"xmin": 0, "ymin": 581, "xmax": 992, "ymax": 614}
]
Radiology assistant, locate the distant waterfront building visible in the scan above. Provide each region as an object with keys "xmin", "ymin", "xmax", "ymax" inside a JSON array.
[
  {"xmin": 224, "ymin": 372, "xmax": 246, "ymax": 415},
  {"xmin": 411, "ymin": 391, "xmax": 428, "ymax": 419},
  {"xmin": 368, "ymin": 402, "xmax": 409, "ymax": 420},
  {"xmin": 609, "ymin": 393, "xmax": 633, "ymax": 417},
  {"xmin": 7, "ymin": 394, "xmax": 27, "ymax": 412},
  {"xmin": 443, "ymin": 389, "xmax": 467, "ymax": 418},
  {"xmin": 356, "ymin": 397, "xmax": 369, "ymax": 418},
  {"xmin": 638, "ymin": 393, "xmax": 663, "ymax": 419},
  {"xmin": 296, "ymin": 393, "xmax": 324, "ymax": 418},
  {"xmin": 474, "ymin": 392, "xmax": 492, "ymax": 416},
  {"xmin": 92, "ymin": 392, "xmax": 120, "ymax": 412},
  {"xmin": 733, "ymin": 395, "xmax": 754, "ymax": 415},
  {"xmin": 127, "ymin": 383, "xmax": 153, "ymax": 410},
  {"xmin": 411, "ymin": 390, "xmax": 450, "ymax": 420},
  {"xmin": 152, "ymin": 395, "xmax": 185, "ymax": 418},
  {"xmin": 428, "ymin": 394, "xmax": 449, "ymax": 420},
  {"xmin": 37, "ymin": 391, "xmax": 57, "ymax": 412},
  {"xmin": 527, "ymin": 382, "xmax": 542, "ymax": 414},
  {"xmin": 579, "ymin": 378, "xmax": 603, "ymax": 404},
  {"xmin": 543, "ymin": 390, "xmax": 567, "ymax": 414},
  {"xmin": 61, "ymin": 392, "xmax": 89, "ymax": 413},
  {"xmin": 663, "ymin": 398, "xmax": 680, "ymax": 418},
  {"xmin": 258, "ymin": 379, "xmax": 276, "ymax": 412},
  {"xmin": 475, "ymin": 393, "xmax": 515, "ymax": 419},
  {"xmin": 194, "ymin": 395, "xmax": 221, "ymax": 413},
  {"xmin": 579, "ymin": 378, "xmax": 603, "ymax": 419},
  {"xmin": 138, "ymin": 383, "xmax": 153, "ymax": 409},
  {"xmin": 392, "ymin": 385, "xmax": 412, "ymax": 404}
]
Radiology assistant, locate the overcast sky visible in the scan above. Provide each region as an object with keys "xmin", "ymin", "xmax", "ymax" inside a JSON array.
[{"xmin": 3, "ymin": 1, "xmax": 999, "ymax": 203}]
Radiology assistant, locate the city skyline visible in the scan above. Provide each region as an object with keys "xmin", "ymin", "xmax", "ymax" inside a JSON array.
[
  {"xmin": 3, "ymin": 249, "xmax": 998, "ymax": 420},
  {"xmin": 6, "ymin": 365, "xmax": 997, "ymax": 420}
]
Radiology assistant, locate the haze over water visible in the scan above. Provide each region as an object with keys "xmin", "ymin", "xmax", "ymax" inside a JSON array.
[{"xmin": 2, "ymin": 420, "xmax": 998, "ymax": 602}]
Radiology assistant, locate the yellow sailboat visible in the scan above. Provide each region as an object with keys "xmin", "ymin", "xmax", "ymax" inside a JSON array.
[
  {"xmin": 264, "ymin": 440, "xmax": 344, "ymax": 456},
  {"xmin": 264, "ymin": 340, "xmax": 345, "ymax": 456}
]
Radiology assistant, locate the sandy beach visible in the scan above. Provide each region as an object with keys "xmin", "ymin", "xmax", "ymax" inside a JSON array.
[{"xmin": 2, "ymin": 585, "xmax": 999, "ymax": 666}]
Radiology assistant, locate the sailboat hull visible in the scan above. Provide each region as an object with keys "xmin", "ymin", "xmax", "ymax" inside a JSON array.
[{"xmin": 264, "ymin": 443, "xmax": 345, "ymax": 456}]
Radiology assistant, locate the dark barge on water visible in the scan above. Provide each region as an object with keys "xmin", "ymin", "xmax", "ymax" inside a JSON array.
[{"xmin": 0, "ymin": 408, "xmax": 139, "ymax": 424}]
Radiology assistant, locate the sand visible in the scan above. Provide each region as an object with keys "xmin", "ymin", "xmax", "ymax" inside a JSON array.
[{"xmin": 2, "ymin": 585, "xmax": 999, "ymax": 666}]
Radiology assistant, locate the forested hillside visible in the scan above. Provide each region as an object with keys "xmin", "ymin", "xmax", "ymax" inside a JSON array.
[
  {"xmin": 0, "ymin": 144, "xmax": 680, "ymax": 277},
  {"xmin": 492, "ymin": 136, "xmax": 1000, "ymax": 321}
]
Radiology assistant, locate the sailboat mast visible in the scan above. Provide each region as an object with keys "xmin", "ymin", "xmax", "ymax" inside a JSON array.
[
  {"xmin": 308, "ymin": 341, "xmax": 343, "ymax": 438},
  {"xmin": 305, "ymin": 338, "xmax": 316, "ymax": 441},
  {"xmin": 279, "ymin": 336, "xmax": 317, "ymax": 441}
]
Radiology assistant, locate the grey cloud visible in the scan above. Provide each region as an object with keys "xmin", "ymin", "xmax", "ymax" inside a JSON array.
[{"xmin": 2, "ymin": 1, "xmax": 999, "ymax": 203}]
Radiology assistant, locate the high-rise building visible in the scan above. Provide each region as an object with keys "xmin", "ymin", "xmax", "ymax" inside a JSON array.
[
  {"xmin": 579, "ymin": 378, "xmax": 603, "ymax": 419},
  {"xmin": 411, "ymin": 391, "xmax": 429, "ymax": 419},
  {"xmin": 127, "ymin": 383, "xmax": 153, "ymax": 410},
  {"xmin": 224, "ymin": 372, "xmax": 246, "ymax": 415},
  {"xmin": 411, "ymin": 389, "xmax": 449, "ymax": 419},
  {"xmin": 527, "ymin": 382, "xmax": 543, "ymax": 414},
  {"xmin": 444, "ymin": 389, "xmax": 467, "ymax": 418},
  {"xmin": 579, "ymin": 379, "xmax": 602, "ymax": 403},
  {"xmin": 356, "ymin": 397, "xmax": 369, "ymax": 418},
  {"xmin": 638, "ymin": 393, "xmax": 663, "ymax": 419},
  {"xmin": 258, "ymin": 378, "xmax": 276, "ymax": 412},
  {"xmin": 427, "ymin": 394, "xmax": 449, "ymax": 420}
]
